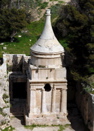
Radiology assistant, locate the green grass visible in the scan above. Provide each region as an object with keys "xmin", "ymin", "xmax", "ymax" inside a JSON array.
[
  {"xmin": 0, "ymin": 107, "xmax": 3, "ymax": 115},
  {"xmin": 0, "ymin": 19, "xmax": 44, "ymax": 57},
  {"xmin": 58, "ymin": 125, "xmax": 65, "ymax": 131},
  {"xmin": 24, "ymin": 124, "xmax": 49, "ymax": 130},
  {"xmin": 0, "ymin": 107, "xmax": 7, "ymax": 116},
  {"xmin": 58, "ymin": 124, "xmax": 70, "ymax": 131},
  {"xmin": 2, "ymin": 93, "xmax": 9, "ymax": 103},
  {"xmin": 24, "ymin": 124, "xmax": 71, "ymax": 131},
  {"xmin": 1, "ymin": 126, "xmax": 15, "ymax": 131},
  {"xmin": 50, "ymin": 0, "xmax": 57, "ymax": 1},
  {"xmin": 39, "ymin": 2, "xmax": 48, "ymax": 9},
  {"xmin": 0, "ymin": 7, "xmax": 65, "ymax": 58},
  {"xmin": 58, "ymin": 0, "xmax": 65, "ymax": 4},
  {"xmin": 90, "ymin": 90, "xmax": 94, "ymax": 94}
]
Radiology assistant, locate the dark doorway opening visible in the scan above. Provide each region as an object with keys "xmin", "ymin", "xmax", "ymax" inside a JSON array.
[
  {"xmin": 44, "ymin": 83, "xmax": 51, "ymax": 91},
  {"xmin": 10, "ymin": 82, "xmax": 27, "ymax": 116},
  {"xmin": 13, "ymin": 82, "xmax": 27, "ymax": 99}
]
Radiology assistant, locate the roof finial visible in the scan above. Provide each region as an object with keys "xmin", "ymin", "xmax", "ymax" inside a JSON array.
[
  {"xmin": 30, "ymin": 9, "xmax": 64, "ymax": 54},
  {"xmin": 46, "ymin": 9, "xmax": 51, "ymax": 16}
]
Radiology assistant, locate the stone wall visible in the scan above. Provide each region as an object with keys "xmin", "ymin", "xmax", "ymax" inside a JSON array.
[
  {"xmin": 76, "ymin": 83, "xmax": 94, "ymax": 131},
  {"xmin": 5, "ymin": 54, "xmax": 26, "ymax": 65},
  {"xmin": 4, "ymin": 54, "xmax": 30, "ymax": 72},
  {"xmin": 0, "ymin": 54, "xmax": 30, "ymax": 130},
  {"xmin": 0, "ymin": 55, "xmax": 10, "ymax": 130},
  {"xmin": 0, "ymin": 56, "xmax": 7, "ymax": 75}
]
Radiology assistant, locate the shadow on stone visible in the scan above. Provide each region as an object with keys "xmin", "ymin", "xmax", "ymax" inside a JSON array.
[{"xmin": 67, "ymin": 102, "xmax": 90, "ymax": 131}]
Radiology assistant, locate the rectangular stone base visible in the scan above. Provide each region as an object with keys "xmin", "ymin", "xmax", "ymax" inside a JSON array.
[{"xmin": 25, "ymin": 115, "xmax": 70, "ymax": 125}]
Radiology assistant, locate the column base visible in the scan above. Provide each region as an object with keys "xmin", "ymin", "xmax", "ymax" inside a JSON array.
[{"xmin": 25, "ymin": 113, "xmax": 70, "ymax": 125}]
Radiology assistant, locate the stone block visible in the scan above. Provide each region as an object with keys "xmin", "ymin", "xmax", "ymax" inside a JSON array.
[{"xmin": 55, "ymin": 68, "xmax": 66, "ymax": 80}]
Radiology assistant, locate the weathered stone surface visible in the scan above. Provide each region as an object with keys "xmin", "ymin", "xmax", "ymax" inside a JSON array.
[
  {"xmin": 25, "ymin": 9, "xmax": 68, "ymax": 126},
  {"xmin": 0, "ymin": 7, "xmax": 93, "ymax": 131},
  {"xmin": 31, "ymin": 9, "xmax": 64, "ymax": 54},
  {"xmin": 0, "ymin": 55, "xmax": 10, "ymax": 130},
  {"xmin": 0, "ymin": 115, "xmax": 5, "ymax": 125},
  {"xmin": 76, "ymin": 82, "xmax": 94, "ymax": 131},
  {"xmin": 3, "ymin": 108, "xmax": 10, "ymax": 115},
  {"xmin": 10, "ymin": 116, "xmax": 75, "ymax": 131},
  {"xmin": 32, "ymin": 127, "xmax": 59, "ymax": 131}
]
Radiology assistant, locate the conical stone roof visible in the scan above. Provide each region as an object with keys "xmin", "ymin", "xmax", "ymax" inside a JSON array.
[{"xmin": 30, "ymin": 9, "xmax": 64, "ymax": 54}]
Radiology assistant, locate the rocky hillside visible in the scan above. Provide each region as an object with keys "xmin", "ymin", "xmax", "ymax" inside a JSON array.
[{"xmin": 10, "ymin": 0, "xmax": 71, "ymax": 21}]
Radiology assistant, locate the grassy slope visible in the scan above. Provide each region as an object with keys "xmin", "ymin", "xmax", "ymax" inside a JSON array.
[
  {"xmin": 0, "ymin": 3, "xmax": 67, "ymax": 58},
  {"xmin": 0, "ymin": 19, "xmax": 44, "ymax": 57},
  {"xmin": 0, "ymin": 20, "xmax": 67, "ymax": 58}
]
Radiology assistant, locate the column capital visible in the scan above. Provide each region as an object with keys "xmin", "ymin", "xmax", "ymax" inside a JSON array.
[
  {"xmin": 42, "ymin": 88, "xmax": 45, "ymax": 91},
  {"xmin": 52, "ymin": 87, "xmax": 56, "ymax": 90},
  {"xmin": 61, "ymin": 88, "xmax": 67, "ymax": 90},
  {"xmin": 30, "ymin": 88, "xmax": 36, "ymax": 91}
]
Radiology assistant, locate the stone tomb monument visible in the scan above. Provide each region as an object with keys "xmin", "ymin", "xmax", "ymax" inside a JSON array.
[{"xmin": 25, "ymin": 9, "xmax": 69, "ymax": 125}]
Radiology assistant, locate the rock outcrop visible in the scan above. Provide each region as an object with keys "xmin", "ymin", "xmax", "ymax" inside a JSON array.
[{"xmin": 0, "ymin": 55, "xmax": 10, "ymax": 130}]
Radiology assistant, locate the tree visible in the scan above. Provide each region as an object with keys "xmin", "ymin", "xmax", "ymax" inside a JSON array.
[
  {"xmin": 0, "ymin": 8, "xmax": 27, "ymax": 41},
  {"xmin": 0, "ymin": 0, "xmax": 11, "ymax": 9},
  {"xmin": 54, "ymin": 0, "xmax": 94, "ymax": 81},
  {"xmin": 0, "ymin": 0, "xmax": 29, "ymax": 41}
]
